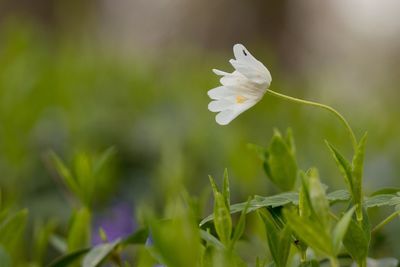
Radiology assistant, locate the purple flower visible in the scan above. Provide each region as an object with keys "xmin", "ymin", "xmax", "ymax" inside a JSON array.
[{"xmin": 92, "ymin": 202, "xmax": 135, "ymax": 245}]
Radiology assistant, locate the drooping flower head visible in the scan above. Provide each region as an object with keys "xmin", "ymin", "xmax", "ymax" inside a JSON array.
[{"xmin": 208, "ymin": 44, "xmax": 272, "ymax": 125}]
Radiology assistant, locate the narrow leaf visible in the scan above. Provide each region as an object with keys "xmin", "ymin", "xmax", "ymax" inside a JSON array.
[
  {"xmin": 231, "ymin": 197, "xmax": 251, "ymax": 248},
  {"xmin": 352, "ymin": 133, "xmax": 367, "ymax": 221},
  {"xmin": 47, "ymin": 248, "xmax": 90, "ymax": 267},
  {"xmin": 332, "ymin": 206, "xmax": 356, "ymax": 254},
  {"xmin": 284, "ymin": 209, "xmax": 332, "ymax": 256},
  {"xmin": 343, "ymin": 214, "xmax": 370, "ymax": 263},
  {"xmin": 326, "ymin": 141, "xmax": 353, "ymax": 193},
  {"xmin": 67, "ymin": 207, "xmax": 91, "ymax": 252},
  {"xmin": 223, "ymin": 169, "xmax": 230, "ymax": 208},
  {"xmin": 82, "ymin": 239, "xmax": 120, "ymax": 267},
  {"xmin": 49, "ymin": 152, "xmax": 80, "ymax": 197},
  {"xmin": 213, "ymin": 192, "xmax": 232, "ymax": 246},
  {"xmin": 0, "ymin": 209, "xmax": 28, "ymax": 253},
  {"xmin": 266, "ymin": 131, "xmax": 298, "ymax": 191}
]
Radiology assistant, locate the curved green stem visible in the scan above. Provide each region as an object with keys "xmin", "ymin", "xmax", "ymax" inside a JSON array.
[
  {"xmin": 372, "ymin": 210, "xmax": 400, "ymax": 233},
  {"xmin": 266, "ymin": 89, "xmax": 358, "ymax": 152}
]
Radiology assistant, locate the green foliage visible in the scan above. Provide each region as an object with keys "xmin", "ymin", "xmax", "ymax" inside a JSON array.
[
  {"xmin": 284, "ymin": 170, "xmax": 355, "ymax": 259},
  {"xmin": 82, "ymin": 239, "xmax": 120, "ymax": 267},
  {"xmin": 149, "ymin": 200, "xmax": 201, "ymax": 267},
  {"xmin": 49, "ymin": 147, "xmax": 116, "ymax": 208},
  {"xmin": 47, "ymin": 248, "xmax": 90, "ymax": 267},
  {"xmin": 326, "ymin": 133, "xmax": 368, "ymax": 222},
  {"xmin": 263, "ymin": 129, "xmax": 298, "ymax": 191},
  {"xmin": 343, "ymin": 209, "xmax": 371, "ymax": 265},
  {"xmin": 0, "ymin": 209, "xmax": 28, "ymax": 257},
  {"xmin": 0, "ymin": 245, "xmax": 11, "ymax": 267},
  {"xmin": 352, "ymin": 133, "xmax": 368, "ymax": 221},
  {"xmin": 0, "ymin": 22, "xmax": 399, "ymax": 265},
  {"xmin": 258, "ymin": 209, "xmax": 291, "ymax": 267},
  {"xmin": 209, "ymin": 175, "xmax": 232, "ymax": 247},
  {"xmin": 67, "ymin": 207, "xmax": 91, "ymax": 252}
]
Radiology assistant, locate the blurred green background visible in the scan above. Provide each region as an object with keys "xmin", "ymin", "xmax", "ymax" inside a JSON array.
[{"xmin": 1, "ymin": 0, "xmax": 400, "ymax": 264}]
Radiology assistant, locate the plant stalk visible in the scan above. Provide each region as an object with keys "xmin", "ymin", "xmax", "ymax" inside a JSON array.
[
  {"xmin": 372, "ymin": 210, "xmax": 400, "ymax": 233},
  {"xmin": 266, "ymin": 89, "xmax": 358, "ymax": 152}
]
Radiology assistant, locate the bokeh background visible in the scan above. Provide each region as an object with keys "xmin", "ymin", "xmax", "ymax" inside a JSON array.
[{"xmin": 1, "ymin": 0, "xmax": 400, "ymax": 263}]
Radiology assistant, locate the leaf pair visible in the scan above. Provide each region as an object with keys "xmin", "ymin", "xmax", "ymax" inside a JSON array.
[
  {"xmin": 49, "ymin": 147, "xmax": 116, "ymax": 208},
  {"xmin": 250, "ymin": 129, "xmax": 298, "ymax": 192},
  {"xmin": 258, "ymin": 209, "xmax": 291, "ymax": 267},
  {"xmin": 326, "ymin": 133, "xmax": 367, "ymax": 221},
  {"xmin": 286, "ymin": 170, "xmax": 356, "ymax": 257},
  {"xmin": 208, "ymin": 171, "xmax": 250, "ymax": 251}
]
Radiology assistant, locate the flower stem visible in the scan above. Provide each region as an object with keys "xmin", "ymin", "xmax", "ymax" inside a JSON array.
[
  {"xmin": 372, "ymin": 210, "xmax": 400, "ymax": 233},
  {"xmin": 266, "ymin": 89, "xmax": 358, "ymax": 152}
]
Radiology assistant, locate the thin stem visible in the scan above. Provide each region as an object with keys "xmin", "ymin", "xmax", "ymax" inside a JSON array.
[
  {"xmin": 372, "ymin": 210, "xmax": 400, "ymax": 233},
  {"xmin": 266, "ymin": 89, "xmax": 358, "ymax": 152}
]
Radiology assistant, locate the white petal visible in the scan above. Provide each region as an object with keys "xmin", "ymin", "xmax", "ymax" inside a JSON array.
[
  {"xmin": 230, "ymin": 59, "xmax": 271, "ymax": 85},
  {"xmin": 233, "ymin": 44, "xmax": 254, "ymax": 62},
  {"xmin": 219, "ymin": 71, "xmax": 245, "ymax": 86},
  {"xmin": 208, "ymin": 86, "xmax": 234, "ymax": 99},
  {"xmin": 215, "ymin": 100, "xmax": 259, "ymax": 125},
  {"xmin": 213, "ymin": 69, "xmax": 230, "ymax": 76},
  {"xmin": 208, "ymin": 99, "xmax": 234, "ymax": 112},
  {"xmin": 216, "ymin": 109, "xmax": 237, "ymax": 125},
  {"xmin": 230, "ymin": 44, "xmax": 272, "ymax": 85}
]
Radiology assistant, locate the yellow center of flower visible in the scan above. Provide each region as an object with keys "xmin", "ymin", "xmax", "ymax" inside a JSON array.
[{"xmin": 236, "ymin": 95, "xmax": 246, "ymax": 104}]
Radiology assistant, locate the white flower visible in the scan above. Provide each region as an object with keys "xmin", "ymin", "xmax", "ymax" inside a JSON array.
[{"xmin": 208, "ymin": 44, "xmax": 272, "ymax": 125}]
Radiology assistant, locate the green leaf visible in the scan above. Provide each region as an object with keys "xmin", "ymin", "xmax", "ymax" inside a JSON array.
[
  {"xmin": 200, "ymin": 192, "xmax": 298, "ymax": 226},
  {"xmin": 213, "ymin": 192, "xmax": 232, "ymax": 246},
  {"xmin": 82, "ymin": 239, "xmax": 120, "ymax": 267},
  {"xmin": 47, "ymin": 248, "xmax": 90, "ymax": 267},
  {"xmin": 0, "ymin": 245, "xmax": 11, "ymax": 267},
  {"xmin": 298, "ymin": 177, "xmax": 309, "ymax": 218},
  {"xmin": 259, "ymin": 210, "xmax": 291, "ymax": 267},
  {"xmin": 285, "ymin": 128, "xmax": 296, "ymax": 155},
  {"xmin": 49, "ymin": 152, "xmax": 80, "ymax": 198},
  {"xmin": 209, "ymin": 175, "xmax": 219, "ymax": 195},
  {"xmin": 200, "ymin": 230, "xmax": 224, "ymax": 249},
  {"xmin": 332, "ymin": 206, "xmax": 356, "ymax": 254},
  {"xmin": 327, "ymin": 190, "xmax": 351, "ymax": 203},
  {"xmin": 364, "ymin": 194, "xmax": 397, "ymax": 208},
  {"xmin": 67, "ymin": 207, "xmax": 91, "ymax": 252},
  {"xmin": 247, "ymin": 143, "xmax": 267, "ymax": 162},
  {"xmin": 231, "ymin": 197, "xmax": 251, "ymax": 248},
  {"xmin": 93, "ymin": 147, "xmax": 116, "ymax": 175},
  {"xmin": 371, "ymin": 188, "xmax": 400, "ymax": 196},
  {"xmin": 0, "ymin": 209, "xmax": 28, "ymax": 253},
  {"xmin": 259, "ymin": 209, "xmax": 280, "ymax": 265},
  {"xmin": 277, "ymin": 226, "xmax": 292, "ymax": 267},
  {"xmin": 200, "ymin": 190, "xmax": 350, "ymax": 226},
  {"xmin": 307, "ymin": 168, "xmax": 330, "ymax": 228},
  {"xmin": 352, "ymin": 133, "xmax": 367, "ymax": 221},
  {"xmin": 33, "ymin": 219, "xmax": 58, "ymax": 264},
  {"xmin": 265, "ymin": 131, "xmax": 298, "ymax": 191},
  {"xmin": 326, "ymin": 141, "xmax": 353, "ymax": 193},
  {"xmin": 284, "ymin": 208, "xmax": 332, "ymax": 256},
  {"xmin": 342, "ymin": 210, "xmax": 370, "ymax": 264},
  {"xmin": 122, "ymin": 228, "xmax": 149, "ymax": 245},
  {"xmin": 223, "ymin": 169, "xmax": 230, "ymax": 208},
  {"xmin": 149, "ymin": 206, "xmax": 201, "ymax": 267}
]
